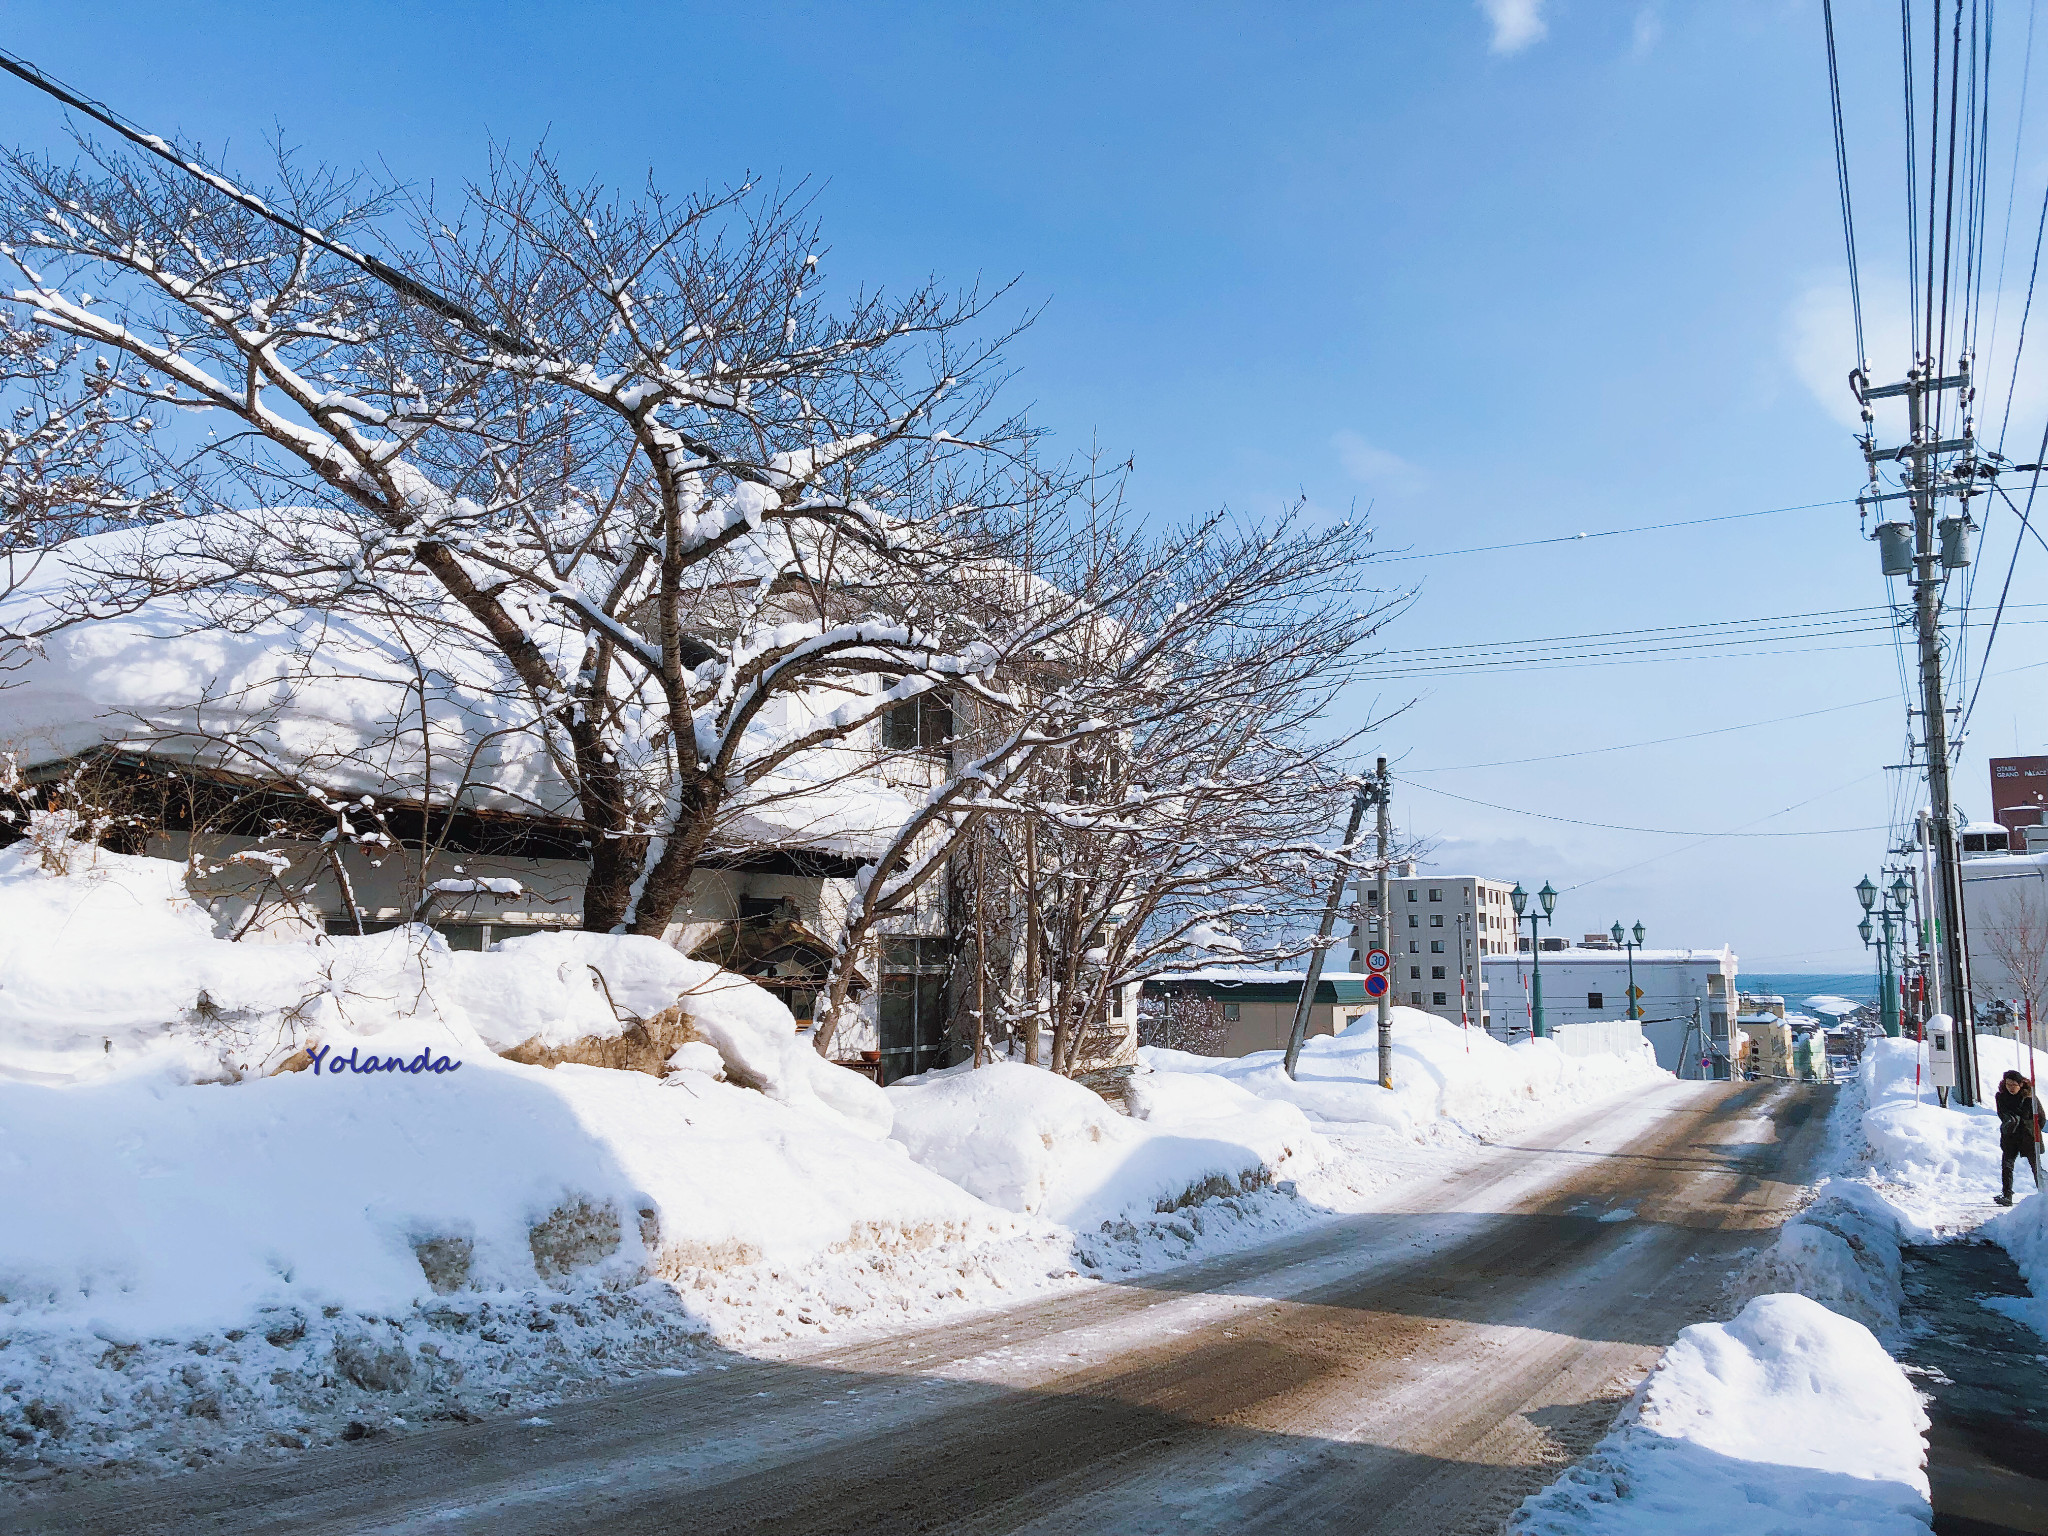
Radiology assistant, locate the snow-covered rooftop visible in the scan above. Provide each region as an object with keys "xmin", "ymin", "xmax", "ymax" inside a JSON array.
[{"xmin": 0, "ymin": 521, "xmax": 918, "ymax": 861}]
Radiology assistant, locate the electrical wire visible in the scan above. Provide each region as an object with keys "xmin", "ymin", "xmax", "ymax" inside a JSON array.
[
  {"xmin": 0, "ymin": 46, "xmax": 535, "ymax": 357},
  {"xmin": 1961, "ymin": 473, "xmax": 2048, "ymax": 732},
  {"xmin": 1826, "ymin": 0, "xmax": 1871, "ymax": 368},
  {"xmin": 1377, "ymin": 498, "xmax": 1857, "ymax": 564},
  {"xmin": 1404, "ymin": 779, "xmax": 1885, "ymax": 838},
  {"xmin": 1404, "ymin": 692, "xmax": 1903, "ymax": 773}
]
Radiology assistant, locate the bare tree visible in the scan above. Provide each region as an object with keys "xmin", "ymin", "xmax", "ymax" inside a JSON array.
[
  {"xmin": 0, "ymin": 137, "xmax": 1046, "ymax": 933},
  {"xmin": 1975, "ymin": 880, "xmax": 2048, "ymax": 1043},
  {"xmin": 813, "ymin": 499, "xmax": 1399, "ymax": 1068},
  {"xmin": 0, "ymin": 319, "xmax": 171, "ymax": 678},
  {"xmin": 1137, "ymin": 990, "xmax": 1230, "ymax": 1056}
]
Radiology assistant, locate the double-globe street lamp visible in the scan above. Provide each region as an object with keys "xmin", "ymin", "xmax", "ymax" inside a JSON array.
[
  {"xmin": 1610, "ymin": 919, "xmax": 1647, "ymax": 1019},
  {"xmin": 1510, "ymin": 880, "xmax": 1558, "ymax": 1039},
  {"xmin": 1855, "ymin": 872, "xmax": 1910, "ymax": 1038}
]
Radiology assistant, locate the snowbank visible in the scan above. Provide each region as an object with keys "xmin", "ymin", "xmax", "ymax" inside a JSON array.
[
  {"xmin": 1853, "ymin": 1033, "xmax": 2048, "ymax": 1238},
  {"xmin": 1141, "ymin": 1007, "xmax": 1665, "ymax": 1142},
  {"xmin": 0, "ymin": 841, "xmax": 888, "ymax": 1132},
  {"xmin": 0, "ymin": 843, "xmax": 1043, "ymax": 1473},
  {"xmin": 886, "ymin": 1060, "xmax": 1318, "ymax": 1229},
  {"xmin": 1735, "ymin": 1178, "xmax": 1906, "ymax": 1333},
  {"xmin": 1511, "ymin": 1294, "xmax": 1932, "ymax": 1536}
]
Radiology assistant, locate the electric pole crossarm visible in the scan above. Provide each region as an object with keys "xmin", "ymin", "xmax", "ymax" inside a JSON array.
[
  {"xmin": 1870, "ymin": 439, "xmax": 1973, "ymax": 461},
  {"xmin": 1861, "ymin": 372, "xmax": 1970, "ymax": 399}
]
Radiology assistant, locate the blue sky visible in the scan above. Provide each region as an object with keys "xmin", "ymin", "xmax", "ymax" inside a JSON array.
[{"xmin": 5, "ymin": 0, "xmax": 2042, "ymax": 974}]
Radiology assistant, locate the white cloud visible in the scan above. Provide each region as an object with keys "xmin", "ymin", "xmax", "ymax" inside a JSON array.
[
  {"xmin": 1784, "ymin": 273, "xmax": 2048, "ymax": 447},
  {"xmin": 1479, "ymin": 0, "xmax": 1548, "ymax": 55},
  {"xmin": 1631, "ymin": 5, "xmax": 1661, "ymax": 56},
  {"xmin": 1333, "ymin": 430, "xmax": 1427, "ymax": 495}
]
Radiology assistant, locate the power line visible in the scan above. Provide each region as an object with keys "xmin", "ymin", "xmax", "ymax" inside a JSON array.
[
  {"xmin": 1404, "ymin": 779, "xmax": 1886, "ymax": 838},
  {"xmin": 1826, "ymin": 0, "xmax": 1871, "ymax": 368},
  {"xmin": 1374, "ymin": 498, "xmax": 1855, "ymax": 564},
  {"xmin": 0, "ymin": 46, "xmax": 535, "ymax": 357},
  {"xmin": 1556, "ymin": 770, "xmax": 1887, "ymax": 894},
  {"xmin": 1405, "ymin": 691, "xmax": 1901, "ymax": 772}
]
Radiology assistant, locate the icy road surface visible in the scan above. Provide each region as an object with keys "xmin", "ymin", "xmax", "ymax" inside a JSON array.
[{"xmin": 16, "ymin": 1078, "xmax": 1833, "ymax": 1536}]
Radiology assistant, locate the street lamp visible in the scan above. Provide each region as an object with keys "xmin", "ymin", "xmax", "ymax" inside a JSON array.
[
  {"xmin": 1857, "ymin": 874, "xmax": 1904, "ymax": 1039},
  {"xmin": 1511, "ymin": 880, "xmax": 1559, "ymax": 1038},
  {"xmin": 1611, "ymin": 919, "xmax": 1647, "ymax": 1019}
]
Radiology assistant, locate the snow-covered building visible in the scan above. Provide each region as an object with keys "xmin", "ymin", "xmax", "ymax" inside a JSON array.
[
  {"xmin": 1481, "ymin": 945, "xmax": 1738, "ymax": 1076},
  {"xmin": 0, "ymin": 523, "xmax": 1054, "ymax": 1085},
  {"xmin": 1958, "ymin": 835, "xmax": 2048, "ymax": 1026},
  {"xmin": 1140, "ymin": 969, "xmax": 1372, "ymax": 1057},
  {"xmin": 1348, "ymin": 872, "xmax": 1517, "ymax": 1029}
]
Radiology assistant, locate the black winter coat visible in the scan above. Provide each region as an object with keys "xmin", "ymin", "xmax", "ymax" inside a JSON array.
[{"xmin": 1997, "ymin": 1083, "xmax": 2045, "ymax": 1150}]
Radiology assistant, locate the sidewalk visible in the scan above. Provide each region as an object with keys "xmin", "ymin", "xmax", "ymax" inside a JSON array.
[{"xmin": 1899, "ymin": 1241, "xmax": 2048, "ymax": 1536}]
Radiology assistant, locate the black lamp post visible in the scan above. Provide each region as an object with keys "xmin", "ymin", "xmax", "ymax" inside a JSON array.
[
  {"xmin": 1511, "ymin": 880, "xmax": 1558, "ymax": 1038},
  {"xmin": 1611, "ymin": 919, "xmax": 1646, "ymax": 1019}
]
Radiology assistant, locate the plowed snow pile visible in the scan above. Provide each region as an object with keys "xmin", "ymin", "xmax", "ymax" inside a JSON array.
[
  {"xmin": 0, "ymin": 842, "xmax": 1061, "ymax": 1476},
  {"xmin": 1510, "ymin": 1293, "xmax": 1931, "ymax": 1535},
  {"xmin": 0, "ymin": 841, "xmax": 1670, "ymax": 1483},
  {"xmin": 1142, "ymin": 1006, "xmax": 1665, "ymax": 1141}
]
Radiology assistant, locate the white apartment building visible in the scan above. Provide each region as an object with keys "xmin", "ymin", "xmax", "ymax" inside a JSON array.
[
  {"xmin": 1481, "ymin": 945, "xmax": 1739, "ymax": 1075},
  {"xmin": 1349, "ymin": 872, "xmax": 1520, "ymax": 1028}
]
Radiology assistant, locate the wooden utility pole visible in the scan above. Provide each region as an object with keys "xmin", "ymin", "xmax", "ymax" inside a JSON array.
[
  {"xmin": 1375, "ymin": 759, "xmax": 1394, "ymax": 1090},
  {"xmin": 1023, "ymin": 815, "xmax": 1041, "ymax": 1066},
  {"xmin": 1858, "ymin": 360, "xmax": 1980, "ymax": 1105}
]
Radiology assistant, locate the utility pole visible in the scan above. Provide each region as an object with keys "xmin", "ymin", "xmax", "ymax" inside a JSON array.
[
  {"xmin": 1857, "ymin": 360, "xmax": 1980, "ymax": 1105},
  {"xmin": 1376, "ymin": 759, "xmax": 1394, "ymax": 1090},
  {"xmin": 1284, "ymin": 759, "xmax": 1387, "ymax": 1082}
]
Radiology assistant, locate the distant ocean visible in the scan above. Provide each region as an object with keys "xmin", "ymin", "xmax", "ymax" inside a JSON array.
[{"xmin": 1739, "ymin": 971, "xmax": 1880, "ymax": 1007}]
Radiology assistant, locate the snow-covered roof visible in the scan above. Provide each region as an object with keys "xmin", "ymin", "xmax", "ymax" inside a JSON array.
[
  {"xmin": 0, "ymin": 521, "xmax": 917, "ymax": 861},
  {"xmin": 1481, "ymin": 946, "xmax": 1735, "ymax": 965}
]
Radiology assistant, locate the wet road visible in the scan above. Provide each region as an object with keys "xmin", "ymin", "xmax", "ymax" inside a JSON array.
[{"xmin": 14, "ymin": 1077, "xmax": 1835, "ymax": 1536}]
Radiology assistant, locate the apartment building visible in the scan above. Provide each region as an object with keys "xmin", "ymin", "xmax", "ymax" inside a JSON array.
[{"xmin": 1348, "ymin": 871, "xmax": 1519, "ymax": 1028}]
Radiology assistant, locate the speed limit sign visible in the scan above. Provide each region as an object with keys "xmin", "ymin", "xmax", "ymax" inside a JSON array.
[{"xmin": 1365, "ymin": 949, "xmax": 1390, "ymax": 973}]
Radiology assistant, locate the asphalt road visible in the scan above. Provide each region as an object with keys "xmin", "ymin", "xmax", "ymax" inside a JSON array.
[{"xmin": 14, "ymin": 1077, "xmax": 1834, "ymax": 1536}]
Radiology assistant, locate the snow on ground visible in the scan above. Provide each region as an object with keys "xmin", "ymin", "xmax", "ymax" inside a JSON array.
[
  {"xmin": 1521, "ymin": 1027, "xmax": 2048, "ymax": 1532},
  {"xmin": 1141, "ymin": 1006, "xmax": 1665, "ymax": 1143},
  {"xmin": 1510, "ymin": 1294, "xmax": 1931, "ymax": 1536},
  {"xmin": 0, "ymin": 845, "xmax": 1669, "ymax": 1483}
]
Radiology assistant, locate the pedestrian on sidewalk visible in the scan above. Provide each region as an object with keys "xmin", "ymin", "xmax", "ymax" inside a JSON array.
[{"xmin": 1995, "ymin": 1070, "xmax": 2045, "ymax": 1207}]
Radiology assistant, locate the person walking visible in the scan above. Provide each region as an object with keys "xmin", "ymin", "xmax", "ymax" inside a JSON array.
[{"xmin": 1995, "ymin": 1069, "xmax": 2045, "ymax": 1207}]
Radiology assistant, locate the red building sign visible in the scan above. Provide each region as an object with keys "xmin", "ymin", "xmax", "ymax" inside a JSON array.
[{"xmin": 1990, "ymin": 756, "xmax": 2048, "ymax": 833}]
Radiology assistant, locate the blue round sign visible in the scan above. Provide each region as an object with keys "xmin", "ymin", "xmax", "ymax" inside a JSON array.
[{"xmin": 1364, "ymin": 973, "xmax": 1389, "ymax": 998}]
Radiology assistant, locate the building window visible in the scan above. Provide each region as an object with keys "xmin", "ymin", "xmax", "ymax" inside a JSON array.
[
  {"xmin": 1587, "ymin": 992, "xmax": 1604, "ymax": 1009},
  {"xmin": 1430, "ymin": 940, "xmax": 1444, "ymax": 953},
  {"xmin": 1428, "ymin": 887, "xmax": 1442, "ymax": 902},
  {"xmin": 1430, "ymin": 914, "xmax": 1444, "ymax": 927},
  {"xmin": 1407, "ymin": 889, "xmax": 1419, "ymax": 902},
  {"xmin": 1408, "ymin": 940, "xmax": 1419, "ymax": 953},
  {"xmin": 1411, "ymin": 991, "xmax": 1424, "ymax": 1005},
  {"xmin": 1409, "ymin": 965, "xmax": 1421, "ymax": 979},
  {"xmin": 1365, "ymin": 889, "xmax": 1380, "ymax": 906},
  {"xmin": 883, "ymin": 691, "xmax": 954, "ymax": 751},
  {"xmin": 878, "ymin": 936, "xmax": 952, "ymax": 1084},
  {"xmin": 1222, "ymin": 1001, "xmax": 1240, "ymax": 1020},
  {"xmin": 1431, "ymin": 966, "xmax": 1445, "ymax": 980},
  {"xmin": 1433, "ymin": 991, "xmax": 1447, "ymax": 1005},
  {"xmin": 1708, "ymin": 974, "xmax": 1726, "ymax": 995},
  {"xmin": 1408, "ymin": 914, "xmax": 1419, "ymax": 928}
]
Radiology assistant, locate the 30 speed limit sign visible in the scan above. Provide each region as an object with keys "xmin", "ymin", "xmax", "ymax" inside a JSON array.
[{"xmin": 1365, "ymin": 949, "xmax": 1390, "ymax": 973}]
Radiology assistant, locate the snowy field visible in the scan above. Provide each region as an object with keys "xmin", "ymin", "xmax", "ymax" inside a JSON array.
[
  {"xmin": 1516, "ymin": 1027, "xmax": 2048, "ymax": 1534},
  {"xmin": 0, "ymin": 839, "xmax": 1668, "ymax": 1483}
]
